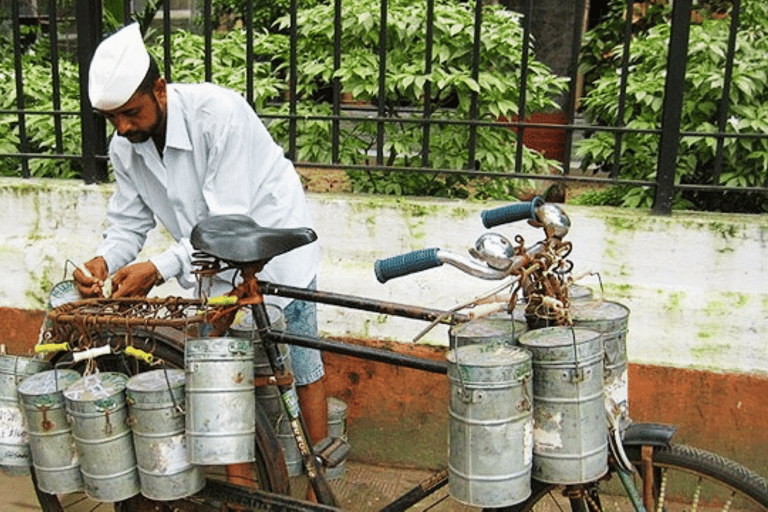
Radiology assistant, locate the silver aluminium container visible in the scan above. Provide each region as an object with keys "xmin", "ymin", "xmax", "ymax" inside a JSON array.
[
  {"xmin": 447, "ymin": 344, "xmax": 533, "ymax": 508},
  {"xmin": 0, "ymin": 355, "xmax": 50, "ymax": 475},
  {"xmin": 568, "ymin": 284, "xmax": 594, "ymax": 303},
  {"xmin": 126, "ymin": 369, "xmax": 204, "ymax": 500},
  {"xmin": 519, "ymin": 327, "xmax": 608, "ymax": 484},
  {"xmin": 449, "ymin": 313, "xmax": 528, "ymax": 349},
  {"xmin": 326, "ymin": 397, "xmax": 348, "ymax": 480},
  {"xmin": 64, "ymin": 372, "xmax": 140, "ymax": 501},
  {"xmin": 17, "ymin": 369, "xmax": 83, "ymax": 493},
  {"xmin": 570, "ymin": 300, "xmax": 631, "ymax": 427},
  {"xmin": 251, "ymin": 356, "xmax": 302, "ymax": 477},
  {"xmin": 230, "ymin": 305, "xmax": 303, "ymax": 476},
  {"xmin": 185, "ymin": 337, "xmax": 256, "ymax": 464}
]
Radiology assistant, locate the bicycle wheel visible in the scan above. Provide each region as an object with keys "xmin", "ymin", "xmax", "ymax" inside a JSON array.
[
  {"xmin": 500, "ymin": 443, "xmax": 768, "ymax": 511},
  {"xmin": 34, "ymin": 327, "xmax": 291, "ymax": 512}
]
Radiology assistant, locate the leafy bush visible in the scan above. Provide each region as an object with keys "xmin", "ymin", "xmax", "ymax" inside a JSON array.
[
  {"xmin": 153, "ymin": 29, "xmax": 288, "ymax": 112},
  {"xmin": 0, "ymin": 27, "xmax": 83, "ymax": 179},
  {"xmin": 209, "ymin": 0, "xmax": 323, "ymax": 33},
  {"xmin": 267, "ymin": 0, "xmax": 568, "ymax": 198},
  {"xmin": 577, "ymin": 0, "xmax": 768, "ymax": 212},
  {"xmin": 3, "ymin": 0, "xmax": 568, "ymax": 198}
]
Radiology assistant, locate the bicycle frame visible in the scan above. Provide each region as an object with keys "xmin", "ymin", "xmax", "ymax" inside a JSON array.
[
  {"xmin": 245, "ymin": 272, "xmax": 461, "ymax": 509},
  {"xmin": 242, "ymin": 277, "xmax": 656, "ymax": 511}
]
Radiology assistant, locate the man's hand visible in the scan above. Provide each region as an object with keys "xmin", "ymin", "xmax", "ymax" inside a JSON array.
[
  {"xmin": 111, "ymin": 261, "xmax": 163, "ymax": 298},
  {"xmin": 74, "ymin": 257, "xmax": 109, "ymax": 298}
]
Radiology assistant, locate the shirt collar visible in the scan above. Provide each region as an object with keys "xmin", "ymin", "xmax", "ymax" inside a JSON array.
[{"xmin": 164, "ymin": 84, "xmax": 192, "ymax": 152}]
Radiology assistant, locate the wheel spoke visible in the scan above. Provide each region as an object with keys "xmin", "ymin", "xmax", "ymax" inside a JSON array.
[
  {"xmin": 656, "ymin": 467, "xmax": 667, "ymax": 512},
  {"xmin": 513, "ymin": 444, "xmax": 768, "ymax": 512},
  {"xmin": 692, "ymin": 475, "xmax": 702, "ymax": 511}
]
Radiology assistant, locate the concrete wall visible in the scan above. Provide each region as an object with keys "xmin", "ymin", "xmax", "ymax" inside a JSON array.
[
  {"xmin": 3, "ymin": 178, "xmax": 766, "ymax": 375},
  {"xmin": 2, "ymin": 177, "xmax": 768, "ymax": 476}
]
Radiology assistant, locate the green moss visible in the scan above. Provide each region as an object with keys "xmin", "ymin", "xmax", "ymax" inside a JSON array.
[
  {"xmin": 451, "ymin": 206, "xmax": 470, "ymax": 218},
  {"xmin": 38, "ymin": 266, "xmax": 54, "ymax": 297},
  {"xmin": 604, "ymin": 216, "xmax": 639, "ymax": 231},
  {"xmin": 397, "ymin": 200, "xmax": 437, "ymax": 218},
  {"xmin": 690, "ymin": 342, "xmax": 732, "ymax": 361},
  {"xmin": 723, "ymin": 292, "xmax": 749, "ymax": 309},
  {"xmin": 708, "ymin": 221, "xmax": 740, "ymax": 240},
  {"xmin": 666, "ymin": 291, "xmax": 685, "ymax": 313},
  {"xmin": 2, "ymin": 181, "xmax": 54, "ymax": 195},
  {"xmin": 365, "ymin": 215, "xmax": 376, "ymax": 237},
  {"xmin": 602, "ymin": 283, "xmax": 634, "ymax": 298},
  {"xmin": 25, "ymin": 290, "xmax": 46, "ymax": 309},
  {"xmin": 703, "ymin": 299, "xmax": 728, "ymax": 317}
]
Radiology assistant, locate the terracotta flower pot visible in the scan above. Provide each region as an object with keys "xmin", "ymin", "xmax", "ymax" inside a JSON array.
[{"xmin": 500, "ymin": 110, "xmax": 569, "ymax": 163}]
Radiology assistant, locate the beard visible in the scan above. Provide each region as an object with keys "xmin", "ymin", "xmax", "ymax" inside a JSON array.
[{"xmin": 118, "ymin": 97, "xmax": 164, "ymax": 144}]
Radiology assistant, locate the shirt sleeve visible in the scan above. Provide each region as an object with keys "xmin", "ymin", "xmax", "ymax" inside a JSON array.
[
  {"xmin": 149, "ymin": 238, "xmax": 196, "ymax": 288},
  {"xmin": 96, "ymin": 146, "xmax": 157, "ymax": 274}
]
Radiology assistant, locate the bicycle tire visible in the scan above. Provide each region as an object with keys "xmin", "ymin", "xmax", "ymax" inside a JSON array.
[
  {"xmin": 34, "ymin": 327, "xmax": 291, "ymax": 512},
  {"xmin": 497, "ymin": 443, "xmax": 768, "ymax": 511}
]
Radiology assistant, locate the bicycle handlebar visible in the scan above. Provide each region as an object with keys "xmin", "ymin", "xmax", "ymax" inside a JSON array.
[
  {"xmin": 374, "ymin": 247, "xmax": 443, "ymax": 283},
  {"xmin": 480, "ymin": 196, "xmax": 543, "ymax": 228},
  {"xmin": 375, "ymin": 247, "xmax": 527, "ymax": 283}
]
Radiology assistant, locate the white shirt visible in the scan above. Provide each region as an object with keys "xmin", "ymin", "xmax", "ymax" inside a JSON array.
[{"xmin": 97, "ymin": 83, "xmax": 320, "ymax": 304}]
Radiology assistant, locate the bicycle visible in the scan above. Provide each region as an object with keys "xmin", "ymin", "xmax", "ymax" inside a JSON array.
[{"xmin": 27, "ymin": 198, "xmax": 768, "ymax": 511}]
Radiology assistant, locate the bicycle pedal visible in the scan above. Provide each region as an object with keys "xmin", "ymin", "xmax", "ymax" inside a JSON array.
[{"xmin": 314, "ymin": 436, "xmax": 350, "ymax": 468}]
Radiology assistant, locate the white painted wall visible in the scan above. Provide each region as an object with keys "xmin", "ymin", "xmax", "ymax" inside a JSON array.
[{"xmin": 2, "ymin": 178, "xmax": 766, "ymax": 375}]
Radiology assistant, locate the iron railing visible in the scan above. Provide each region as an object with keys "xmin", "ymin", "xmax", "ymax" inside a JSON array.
[{"xmin": 2, "ymin": 0, "xmax": 767, "ymax": 214}]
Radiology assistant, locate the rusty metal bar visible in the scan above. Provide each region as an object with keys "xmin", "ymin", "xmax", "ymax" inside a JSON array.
[
  {"xmin": 267, "ymin": 330, "xmax": 448, "ymax": 375},
  {"xmin": 381, "ymin": 468, "xmax": 449, "ymax": 511},
  {"xmin": 258, "ymin": 281, "xmax": 469, "ymax": 324}
]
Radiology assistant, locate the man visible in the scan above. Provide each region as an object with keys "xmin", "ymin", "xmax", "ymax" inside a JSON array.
[{"xmin": 74, "ymin": 23, "xmax": 328, "ymax": 449}]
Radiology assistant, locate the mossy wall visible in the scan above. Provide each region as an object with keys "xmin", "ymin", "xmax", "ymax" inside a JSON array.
[{"xmin": 2, "ymin": 178, "xmax": 767, "ymax": 376}]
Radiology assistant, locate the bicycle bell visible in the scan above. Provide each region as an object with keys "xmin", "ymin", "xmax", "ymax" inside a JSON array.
[
  {"xmin": 470, "ymin": 232, "xmax": 514, "ymax": 270},
  {"xmin": 535, "ymin": 203, "xmax": 570, "ymax": 239}
]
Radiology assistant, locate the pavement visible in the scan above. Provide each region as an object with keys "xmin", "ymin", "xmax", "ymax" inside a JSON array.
[{"xmin": 2, "ymin": 461, "xmax": 479, "ymax": 511}]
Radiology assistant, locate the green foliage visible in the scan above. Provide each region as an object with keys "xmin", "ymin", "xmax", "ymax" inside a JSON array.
[
  {"xmin": 578, "ymin": 0, "xmax": 768, "ymax": 212},
  {"xmin": 0, "ymin": 27, "xmax": 83, "ymax": 179},
  {"xmin": 103, "ymin": 0, "xmax": 162, "ymax": 33},
  {"xmin": 270, "ymin": 0, "xmax": 567, "ymax": 198},
  {"xmin": 210, "ymin": 0, "xmax": 323, "ymax": 33},
  {"xmin": 154, "ymin": 29, "xmax": 287, "ymax": 112},
  {"xmin": 4, "ymin": 0, "xmax": 567, "ymax": 198}
]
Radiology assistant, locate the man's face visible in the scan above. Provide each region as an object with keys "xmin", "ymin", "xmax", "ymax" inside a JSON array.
[{"xmin": 101, "ymin": 80, "xmax": 166, "ymax": 144}]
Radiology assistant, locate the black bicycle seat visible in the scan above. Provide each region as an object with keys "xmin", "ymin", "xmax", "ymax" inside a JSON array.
[{"xmin": 191, "ymin": 214, "xmax": 317, "ymax": 264}]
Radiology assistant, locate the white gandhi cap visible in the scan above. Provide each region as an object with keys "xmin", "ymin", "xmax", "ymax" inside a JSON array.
[{"xmin": 88, "ymin": 23, "xmax": 150, "ymax": 111}]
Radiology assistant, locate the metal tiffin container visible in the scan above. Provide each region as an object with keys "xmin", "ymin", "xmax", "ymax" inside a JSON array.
[
  {"xmin": 126, "ymin": 369, "xmax": 204, "ymax": 500},
  {"xmin": 449, "ymin": 312, "xmax": 528, "ymax": 349},
  {"xmin": 184, "ymin": 337, "xmax": 256, "ymax": 464},
  {"xmin": 447, "ymin": 343, "xmax": 534, "ymax": 508},
  {"xmin": 568, "ymin": 284, "xmax": 594, "ymax": 303},
  {"xmin": 0, "ymin": 354, "xmax": 50, "ymax": 475},
  {"xmin": 325, "ymin": 397, "xmax": 348, "ymax": 480},
  {"xmin": 17, "ymin": 369, "xmax": 83, "ymax": 493},
  {"xmin": 63, "ymin": 372, "xmax": 140, "ymax": 501},
  {"xmin": 519, "ymin": 326, "xmax": 608, "ymax": 485},
  {"xmin": 570, "ymin": 300, "xmax": 631, "ymax": 429},
  {"xmin": 229, "ymin": 305, "xmax": 302, "ymax": 476}
]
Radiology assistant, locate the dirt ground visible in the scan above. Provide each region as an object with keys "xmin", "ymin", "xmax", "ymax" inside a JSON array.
[
  {"xmin": 296, "ymin": 166, "xmax": 598, "ymax": 203},
  {"xmin": 297, "ymin": 167, "xmax": 353, "ymax": 194}
]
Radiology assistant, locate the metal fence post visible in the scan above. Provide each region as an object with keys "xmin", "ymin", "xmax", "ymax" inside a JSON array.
[
  {"xmin": 75, "ymin": 0, "xmax": 108, "ymax": 183},
  {"xmin": 652, "ymin": 0, "xmax": 692, "ymax": 215}
]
